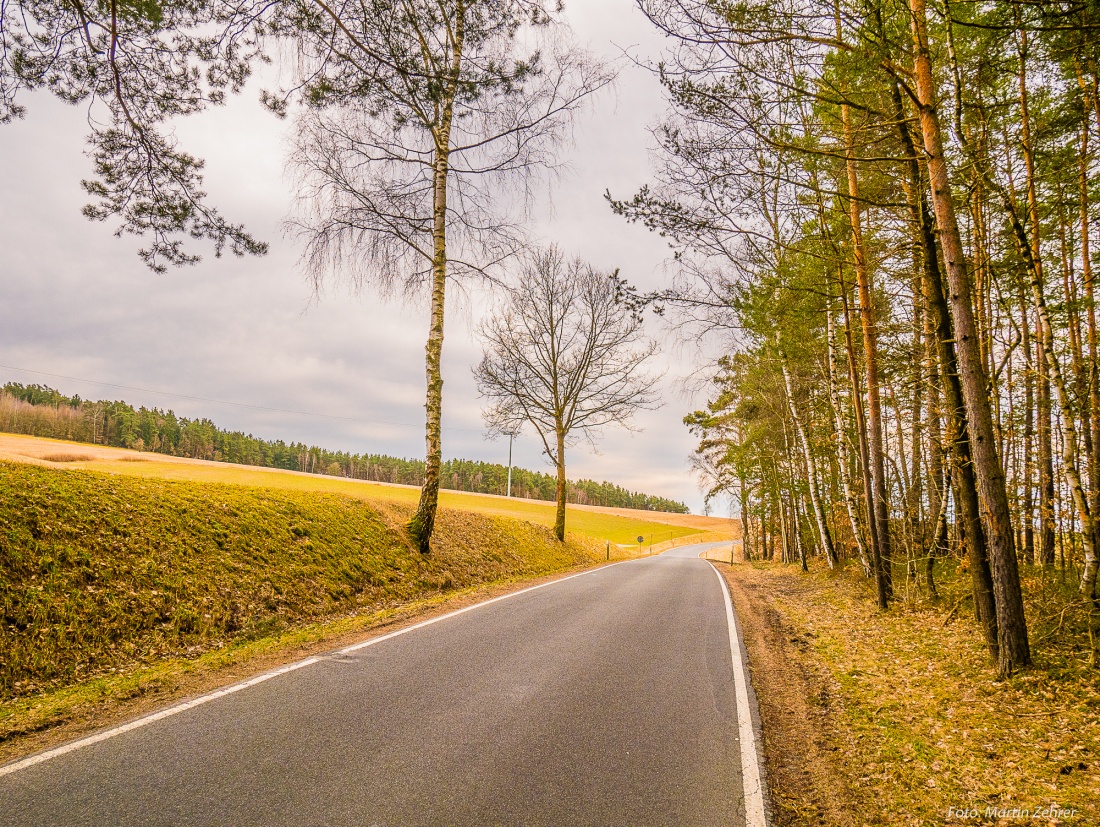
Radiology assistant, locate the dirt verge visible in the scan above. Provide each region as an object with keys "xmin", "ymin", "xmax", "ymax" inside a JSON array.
[
  {"xmin": 720, "ymin": 564, "xmax": 863, "ymax": 827},
  {"xmin": 718, "ymin": 561, "xmax": 1097, "ymax": 827}
]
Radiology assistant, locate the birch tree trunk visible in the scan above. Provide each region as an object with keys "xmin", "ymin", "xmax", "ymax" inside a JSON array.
[
  {"xmin": 409, "ymin": 7, "xmax": 464, "ymax": 554},
  {"xmin": 781, "ymin": 353, "xmax": 838, "ymax": 568},
  {"xmin": 1076, "ymin": 67, "xmax": 1100, "ymax": 590}
]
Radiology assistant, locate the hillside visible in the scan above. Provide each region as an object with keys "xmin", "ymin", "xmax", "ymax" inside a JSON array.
[
  {"xmin": 0, "ymin": 458, "xmax": 614, "ymax": 747},
  {"xmin": 0, "ymin": 433, "xmax": 733, "ymax": 544}
]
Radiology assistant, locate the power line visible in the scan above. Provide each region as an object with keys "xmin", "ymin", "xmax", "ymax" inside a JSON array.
[{"xmin": 0, "ymin": 363, "xmax": 486, "ymax": 433}]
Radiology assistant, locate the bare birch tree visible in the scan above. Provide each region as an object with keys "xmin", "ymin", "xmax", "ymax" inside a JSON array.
[
  {"xmin": 284, "ymin": 2, "xmax": 612, "ymax": 552},
  {"xmin": 474, "ymin": 247, "xmax": 660, "ymax": 541}
]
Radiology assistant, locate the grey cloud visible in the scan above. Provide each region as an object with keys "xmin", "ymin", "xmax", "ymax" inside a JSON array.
[{"xmin": 0, "ymin": 0, "xmax": 710, "ymax": 511}]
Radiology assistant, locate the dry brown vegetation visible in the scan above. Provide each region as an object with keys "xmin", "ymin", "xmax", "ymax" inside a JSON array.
[{"xmin": 723, "ymin": 562, "xmax": 1098, "ymax": 826}]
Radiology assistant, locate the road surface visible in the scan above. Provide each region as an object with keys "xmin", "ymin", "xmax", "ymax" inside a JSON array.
[{"xmin": 1, "ymin": 543, "xmax": 765, "ymax": 826}]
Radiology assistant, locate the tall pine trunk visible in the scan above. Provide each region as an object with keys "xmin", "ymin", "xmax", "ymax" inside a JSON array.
[
  {"xmin": 891, "ymin": 80, "xmax": 999, "ymax": 655},
  {"xmin": 910, "ymin": 0, "xmax": 1030, "ymax": 674},
  {"xmin": 842, "ymin": 102, "xmax": 892, "ymax": 606},
  {"xmin": 1017, "ymin": 35, "xmax": 1057, "ymax": 568},
  {"xmin": 827, "ymin": 300, "xmax": 873, "ymax": 576}
]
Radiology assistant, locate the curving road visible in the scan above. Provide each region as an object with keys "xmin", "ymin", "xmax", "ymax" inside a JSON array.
[{"xmin": 1, "ymin": 543, "xmax": 765, "ymax": 827}]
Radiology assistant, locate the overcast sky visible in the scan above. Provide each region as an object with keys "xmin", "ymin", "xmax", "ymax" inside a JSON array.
[{"xmin": 0, "ymin": 1, "xmax": 726, "ymax": 514}]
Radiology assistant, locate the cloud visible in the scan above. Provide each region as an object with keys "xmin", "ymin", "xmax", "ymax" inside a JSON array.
[{"xmin": 0, "ymin": 0, "xmax": 711, "ymax": 511}]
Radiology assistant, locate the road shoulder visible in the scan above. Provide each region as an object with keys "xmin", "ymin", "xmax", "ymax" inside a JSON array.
[{"xmin": 716, "ymin": 563, "xmax": 864, "ymax": 827}]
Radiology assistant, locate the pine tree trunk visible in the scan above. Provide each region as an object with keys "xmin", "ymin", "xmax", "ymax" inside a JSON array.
[
  {"xmin": 908, "ymin": 280, "xmax": 925, "ymax": 585},
  {"xmin": 842, "ymin": 102, "xmax": 892, "ymax": 606},
  {"xmin": 958, "ymin": 59, "xmax": 1099, "ymax": 599},
  {"xmin": 776, "ymin": 483, "xmax": 791, "ymax": 564},
  {"xmin": 827, "ymin": 301, "xmax": 873, "ymax": 576},
  {"xmin": 1017, "ymin": 38, "xmax": 1058, "ymax": 569},
  {"xmin": 904, "ymin": 134, "xmax": 999, "ymax": 656},
  {"xmin": 740, "ymin": 473, "xmax": 752, "ymax": 561},
  {"xmin": 1020, "ymin": 288, "xmax": 1036, "ymax": 565},
  {"xmin": 1037, "ymin": 340, "xmax": 1057, "ymax": 565},
  {"xmin": 841, "ymin": 285, "xmax": 884, "ymax": 592},
  {"xmin": 911, "ymin": 0, "xmax": 1029, "ymax": 674}
]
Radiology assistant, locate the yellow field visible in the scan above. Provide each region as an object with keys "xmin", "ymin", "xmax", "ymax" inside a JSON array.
[{"xmin": 0, "ymin": 433, "xmax": 735, "ymax": 545}]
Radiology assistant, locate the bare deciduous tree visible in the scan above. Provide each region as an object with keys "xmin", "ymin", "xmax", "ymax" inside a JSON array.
[
  {"xmin": 284, "ymin": 1, "xmax": 613, "ymax": 553},
  {"xmin": 474, "ymin": 247, "xmax": 660, "ymax": 541}
]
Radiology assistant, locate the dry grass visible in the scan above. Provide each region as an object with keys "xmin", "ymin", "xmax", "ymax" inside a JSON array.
[
  {"xmin": 722, "ymin": 561, "xmax": 1098, "ymax": 827},
  {"xmin": 39, "ymin": 453, "xmax": 94, "ymax": 463}
]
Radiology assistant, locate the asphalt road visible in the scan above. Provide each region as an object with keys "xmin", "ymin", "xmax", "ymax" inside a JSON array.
[{"xmin": 1, "ymin": 543, "xmax": 761, "ymax": 826}]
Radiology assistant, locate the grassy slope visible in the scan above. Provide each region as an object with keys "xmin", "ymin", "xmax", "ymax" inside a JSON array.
[
  {"xmin": 724, "ymin": 561, "xmax": 1099, "ymax": 827},
  {"xmin": 0, "ymin": 433, "xmax": 713, "ymax": 545},
  {"xmin": 0, "ymin": 460, "xmax": 605, "ymax": 744}
]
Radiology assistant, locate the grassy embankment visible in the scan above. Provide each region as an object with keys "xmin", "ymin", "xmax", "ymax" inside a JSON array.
[
  {"xmin": 721, "ymin": 560, "xmax": 1099, "ymax": 827},
  {"xmin": 0, "ymin": 448, "xmax": 717, "ymax": 761},
  {"xmin": 0, "ymin": 432, "xmax": 710, "ymax": 546}
]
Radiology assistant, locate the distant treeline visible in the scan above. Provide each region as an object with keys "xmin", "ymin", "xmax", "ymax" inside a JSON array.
[{"xmin": 0, "ymin": 384, "xmax": 689, "ymax": 513}]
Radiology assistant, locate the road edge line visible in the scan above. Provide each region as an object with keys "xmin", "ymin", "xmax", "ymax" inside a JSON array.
[
  {"xmin": 710, "ymin": 562, "xmax": 771, "ymax": 827},
  {"xmin": 0, "ymin": 656, "xmax": 322, "ymax": 779},
  {"xmin": 338, "ymin": 564, "xmax": 614, "ymax": 654},
  {"xmin": 0, "ymin": 564, "xmax": 618, "ymax": 778}
]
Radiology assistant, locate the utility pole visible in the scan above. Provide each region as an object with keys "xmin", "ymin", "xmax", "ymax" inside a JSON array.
[{"xmin": 506, "ymin": 432, "xmax": 514, "ymax": 497}]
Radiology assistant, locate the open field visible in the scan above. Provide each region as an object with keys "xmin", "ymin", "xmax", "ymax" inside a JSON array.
[
  {"xmin": 721, "ymin": 561, "xmax": 1098, "ymax": 827},
  {"xmin": 0, "ymin": 433, "xmax": 731, "ymax": 545}
]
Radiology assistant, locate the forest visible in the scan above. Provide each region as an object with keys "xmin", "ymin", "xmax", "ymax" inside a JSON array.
[
  {"xmin": 615, "ymin": 0, "xmax": 1100, "ymax": 676},
  {"xmin": 0, "ymin": 384, "xmax": 687, "ymax": 513}
]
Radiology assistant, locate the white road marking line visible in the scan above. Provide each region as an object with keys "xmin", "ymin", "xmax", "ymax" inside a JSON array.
[
  {"xmin": 711, "ymin": 563, "xmax": 769, "ymax": 827},
  {"xmin": 1, "ymin": 563, "xmax": 621, "ymax": 778},
  {"xmin": 0, "ymin": 657, "xmax": 322, "ymax": 779},
  {"xmin": 339, "ymin": 565, "xmax": 615, "ymax": 655}
]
